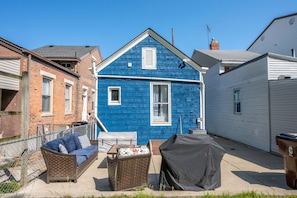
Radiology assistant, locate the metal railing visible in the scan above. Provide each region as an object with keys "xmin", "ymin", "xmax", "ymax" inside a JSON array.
[{"xmin": 0, "ymin": 122, "xmax": 95, "ymax": 194}]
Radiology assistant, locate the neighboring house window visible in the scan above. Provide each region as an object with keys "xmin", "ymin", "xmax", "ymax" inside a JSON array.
[
  {"xmin": 91, "ymin": 90, "xmax": 95, "ymax": 111},
  {"xmin": 42, "ymin": 78, "xmax": 52, "ymax": 113},
  {"xmin": 142, "ymin": 47, "xmax": 156, "ymax": 69},
  {"xmin": 108, "ymin": 87, "xmax": 121, "ymax": 105},
  {"xmin": 64, "ymin": 79, "xmax": 73, "ymax": 114},
  {"xmin": 40, "ymin": 70, "xmax": 56, "ymax": 115},
  {"xmin": 234, "ymin": 89, "xmax": 241, "ymax": 114},
  {"xmin": 65, "ymin": 84, "xmax": 72, "ymax": 113},
  {"xmin": 150, "ymin": 82, "xmax": 171, "ymax": 126},
  {"xmin": 61, "ymin": 63, "xmax": 72, "ymax": 68}
]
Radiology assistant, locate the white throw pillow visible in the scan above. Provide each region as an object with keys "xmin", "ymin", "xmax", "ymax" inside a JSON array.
[
  {"xmin": 78, "ymin": 135, "xmax": 91, "ymax": 149},
  {"xmin": 59, "ymin": 144, "xmax": 68, "ymax": 154}
]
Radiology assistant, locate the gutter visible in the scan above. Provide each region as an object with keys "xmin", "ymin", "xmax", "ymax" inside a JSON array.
[{"xmin": 92, "ymin": 57, "xmax": 108, "ymax": 133}]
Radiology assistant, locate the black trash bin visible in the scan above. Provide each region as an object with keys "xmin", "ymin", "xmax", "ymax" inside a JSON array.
[{"xmin": 276, "ymin": 133, "xmax": 297, "ymax": 189}]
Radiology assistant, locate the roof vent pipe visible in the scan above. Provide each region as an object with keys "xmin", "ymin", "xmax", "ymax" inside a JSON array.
[{"xmin": 291, "ymin": 49, "xmax": 295, "ymax": 57}]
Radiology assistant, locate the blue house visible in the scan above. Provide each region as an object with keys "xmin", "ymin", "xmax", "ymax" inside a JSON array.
[{"xmin": 94, "ymin": 28, "xmax": 207, "ymax": 144}]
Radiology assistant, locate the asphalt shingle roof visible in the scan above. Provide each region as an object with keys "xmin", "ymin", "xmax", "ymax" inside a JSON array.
[{"xmin": 32, "ymin": 45, "xmax": 98, "ymax": 60}]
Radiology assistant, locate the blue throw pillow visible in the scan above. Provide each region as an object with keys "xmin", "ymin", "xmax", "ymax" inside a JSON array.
[
  {"xmin": 45, "ymin": 138, "xmax": 64, "ymax": 152},
  {"xmin": 73, "ymin": 132, "xmax": 82, "ymax": 150},
  {"xmin": 62, "ymin": 134, "xmax": 76, "ymax": 153}
]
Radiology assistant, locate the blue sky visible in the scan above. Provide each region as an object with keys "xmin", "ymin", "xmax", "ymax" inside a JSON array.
[{"xmin": 1, "ymin": 0, "xmax": 296, "ymax": 58}]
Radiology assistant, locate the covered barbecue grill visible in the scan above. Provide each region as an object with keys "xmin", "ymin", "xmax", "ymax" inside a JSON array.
[{"xmin": 159, "ymin": 134, "xmax": 225, "ymax": 191}]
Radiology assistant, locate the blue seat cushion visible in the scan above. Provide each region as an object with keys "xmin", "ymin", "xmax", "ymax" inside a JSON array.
[
  {"xmin": 76, "ymin": 155, "xmax": 87, "ymax": 166},
  {"xmin": 44, "ymin": 138, "xmax": 64, "ymax": 152},
  {"xmin": 61, "ymin": 134, "xmax": 76, "ymax": 153},
  {"xmin": 70, "ymin": 145, "xmax": 98, "ymax": 159}
]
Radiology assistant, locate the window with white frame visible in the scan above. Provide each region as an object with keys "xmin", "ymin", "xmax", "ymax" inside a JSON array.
[
  {"xmin": 108, "ymin": 87, "xmax": 121, "ymax": 105},
  {"xmin": 41, "ymin": 70, "xmax": 56, "ymax": 115},
  {"xmin": 234, "ymin": 89, "xmax": 241, "ymax": 114},
  {"xmin": 64, "ymin": 79, "xmax": 73, "ymax": 113},
  {"xmin": 150, "ymin": 82, "xmax": 171, "ymax": 126},
  {"xmin": 42, "ymin": 77, "xmax": 52, "ymax": 113},
  {"xmin": 142, "ymin": 47, "xmax": 156, "ymax": 69},
  {"xmin": 65, "ymin": 84, "xmax": 72, "ymax": 113}
]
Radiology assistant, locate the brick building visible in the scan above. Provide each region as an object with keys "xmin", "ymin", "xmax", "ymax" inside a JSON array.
[{"xmin": 0, "ymin": 38, "xmax": 102, "ymax": 139}]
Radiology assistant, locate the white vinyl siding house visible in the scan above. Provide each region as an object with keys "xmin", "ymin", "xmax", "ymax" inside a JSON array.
[
  {"xmin": 248, "ymin": 13, "xmax": 297, "ymax": 57},
  {"xmin": 204, "ymin": 53, "xmax": 297, "ymax": 152}
]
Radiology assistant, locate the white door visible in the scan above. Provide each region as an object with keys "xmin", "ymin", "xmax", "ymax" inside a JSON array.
[{"xmin": 82, "ymin": 88, "xmax": 88, "ymax": 121}]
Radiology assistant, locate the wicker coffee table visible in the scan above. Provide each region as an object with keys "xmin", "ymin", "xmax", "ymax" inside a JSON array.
[{"xmin": 107, "ymin": 144, "xmax": 134, "ymax": 158}]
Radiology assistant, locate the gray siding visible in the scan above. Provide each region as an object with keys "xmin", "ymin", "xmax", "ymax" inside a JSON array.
[
  {"xmin": 205, "ymin": 57, "xmax": 271, "ymax": 151},
  {"xmin": 270, "ymin": 79, "xmax": 297, "ymax": 153},
  {"xmin": 0, "ymin": 59, "xmax": 20, "ymax": 90},
  {"xmin": 268, "ymin": 57, "xmax": 297, "ymax": 80}
]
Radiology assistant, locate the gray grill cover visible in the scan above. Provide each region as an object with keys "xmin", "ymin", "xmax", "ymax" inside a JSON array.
[{"xmin": 159, "ymin": 134, "xmax": 225, "ymax": 191}]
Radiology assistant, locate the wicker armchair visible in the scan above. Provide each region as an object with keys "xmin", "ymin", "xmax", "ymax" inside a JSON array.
[{"xmin": 107, "ymin": 151, "xmax": 151, "ymax": 191}]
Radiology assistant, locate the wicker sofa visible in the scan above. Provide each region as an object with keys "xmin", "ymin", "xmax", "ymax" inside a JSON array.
[
  {"xmin": 41, "ymin": 132, "xmax": 98, "ymax": 183},
  {"xmin": 107, "ymin": 146, "xmax": 151, "ymax": 191}
]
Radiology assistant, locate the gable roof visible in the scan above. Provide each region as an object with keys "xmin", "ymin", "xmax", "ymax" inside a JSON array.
[
  {"xmin": 96, "ymin": 28, "xmax": 208, "ymax": 73},
  {"xmin": 192, "ymin": 49, "xmax": 260, "ymax": 67},
  {"xmin": 247, "ymin": 13, "xmax": 297, "ymax": 52},
  {"xmin": 0, "ymin": 37, "xmax": 79, "ymax": 77},
  {"xmin": 33, "ymin": 45, "xmax": 99, "ymax": 61}
]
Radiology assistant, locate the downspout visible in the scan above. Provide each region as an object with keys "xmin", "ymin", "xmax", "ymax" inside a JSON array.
[
  {"xmin": 92, "ymin": 57, "xmax": 108, "ymax": 132},
  {"xmin": 200, "ymin": 72, "xmax": 206, "ymax": 130}
]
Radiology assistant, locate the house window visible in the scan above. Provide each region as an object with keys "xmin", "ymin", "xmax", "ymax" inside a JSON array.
[
  {"xmin": 142, "ymin": 47, "xmax": 156, "ymax": 69},
  {"xmin": 150, "ymin": 82, "xmax": 171, "ymax": 126},
  {"xmin": 234, "ymin": 89, "xmax": 241, "ymax": 114},
  {"xmin": 64, "ymin": 79, "xmax": 73, "ymax": 114},
  {"xmin": 65, "ymin": 84, "xmax": 72, "ymax": 113},
  {"xmin": 108, "ymin": 87, "xmax": 121, "ymax": 105},
  {"xmin": 40, "ymin": 70, "xmax": 56, "ymax": 115},
  {"xmin": 92, "ymin": 90, "xmax": 95, "ymax": 111},
  {"xmin": 42, "ymin": 78, "xmax": 52, "ymax": 113},
  {"xmin": 61, "ymin": 63, "xmax": 72, "ymax": 68}
]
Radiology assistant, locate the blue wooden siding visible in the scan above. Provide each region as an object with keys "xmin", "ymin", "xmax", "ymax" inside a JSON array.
[{"xmin": 98, "ymin": 36, "xmax": 201, "ymax": 144}]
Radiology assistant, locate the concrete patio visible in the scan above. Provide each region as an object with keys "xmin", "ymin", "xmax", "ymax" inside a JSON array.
[{"xmin": 6, "ymin": 135, "xmax": 297, "ymax": 197}]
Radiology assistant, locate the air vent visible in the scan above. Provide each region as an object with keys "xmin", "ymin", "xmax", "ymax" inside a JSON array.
[
  {"xmin": 289, "ymin": 17, "xmax": 295, "ymax": 25},
  {"xmin": 278, "ymin": 75, "xmax": 291, "ymax": 80}
]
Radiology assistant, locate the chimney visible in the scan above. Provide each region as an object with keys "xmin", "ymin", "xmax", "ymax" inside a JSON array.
[{"xmin": 210, "ymin": 37, "xmax": 219, "ymax": 50}]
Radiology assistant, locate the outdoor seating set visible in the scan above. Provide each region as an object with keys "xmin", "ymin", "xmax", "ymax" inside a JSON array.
[
  {"xmin": 41, "ymin": 134, "xmax": 152, "ymax": 191},
  {"xmin": 41, "ymin": 133, "xmax": 225, "ymax": 191}
]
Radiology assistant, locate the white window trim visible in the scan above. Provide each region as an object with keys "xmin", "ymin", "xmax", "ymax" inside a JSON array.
[
  {"xmin": 91, "ymin": 89, "xmax": 95, "ymax": 111},
  {"xmin": 40, "ymin": 70, "xmax": 56, "ymax": 116},
  {"xmin": 108, "ymin": 86, "xmax": 121, "ymax": 106},
  {"xmin": 150, "ymin": 82, "xmax": 171, "ymax": 126},
  {"xmin": 142, "ymin": 47, "xmax": 156, "ymax": 70},
  {"xmin": 64, "ymin": 81, "xmax": 73, "ymax": 114}
]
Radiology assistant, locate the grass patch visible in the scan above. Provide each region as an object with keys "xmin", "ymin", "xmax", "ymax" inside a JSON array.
[{"xmin": 0, "ymin": 180, "xmax": 19, "ymax": 194}]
